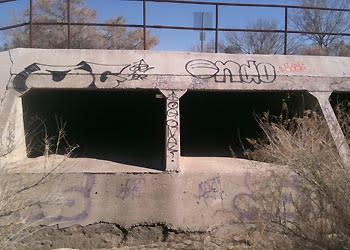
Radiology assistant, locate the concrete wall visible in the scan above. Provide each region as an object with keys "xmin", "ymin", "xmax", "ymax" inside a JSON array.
[{"xmin": 0, "ymin": 48, "xmax": 349, "ymax": 230}]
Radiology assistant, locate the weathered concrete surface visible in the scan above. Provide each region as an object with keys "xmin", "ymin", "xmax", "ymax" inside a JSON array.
[
  {"xmin": 0, "ymin": 50, "xmax": 11, "ymax": 107},
  {"xmin": 3, "ymin": 156, "xmax": 274, "ymax": 231},
  {"xmin": 5, "ymin": 48, "xmax": 350, "ymax": 92},
  {"xmin": 1, "ymin": 48, "xmax": 350, "ymax": 234},
  {"xmin": 2, "ymin": 222, "xmax": 250, "ymax": 250},
  {"xmin": 2, "ymin": 48, "xmax": 350, "ymax": 168}
]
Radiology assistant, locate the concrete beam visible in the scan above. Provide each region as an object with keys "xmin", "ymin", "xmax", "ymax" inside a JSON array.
[{"xmin": 5, "ymin": 48, "xmax": 350, "ymax": 93}]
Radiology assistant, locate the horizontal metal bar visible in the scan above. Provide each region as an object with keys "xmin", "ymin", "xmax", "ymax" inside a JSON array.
[
  {"xmin": 0, "ymin": 0, "xmax": 16, "ymax": 3},
  {"xmin": 30, "ymin": 22, "xmax": 350, "ymax": 36},
  {"xmin": 287, "ymin": 30, "xmax": 350, "ymax": 36},
  {"xmin": 0, "ymin": 22, "xmax": 28, "ymax": 31},
  {"xmin": 32, "ymin": 22, "xmax": 144, "ymax": 28},
  {"xmin": 127, "ymin": 0, "xmax": 350, "ymax": 12}
]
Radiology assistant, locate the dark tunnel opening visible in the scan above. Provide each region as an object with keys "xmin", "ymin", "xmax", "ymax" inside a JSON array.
[
  {"xmin": 22, "ymin": 89, "xmax": 166, "ymax": 170},
  {"xmin": 180, "ymin": 91, "xmax": 318, "ymax": 159}
]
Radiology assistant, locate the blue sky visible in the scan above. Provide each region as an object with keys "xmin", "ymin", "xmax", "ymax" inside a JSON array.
[{"xmin": 0, "ymin": 0, "xmax": 303, "ymax": 51}]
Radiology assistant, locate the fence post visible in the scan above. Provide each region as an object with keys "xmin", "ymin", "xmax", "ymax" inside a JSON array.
[
  {"xmin": 29, "ymin": 0, "xmax": 33, "ymax": 48},
  {"xmin": 284, "ymin": 7, "xmax": 288, "ymax": 55},
  {"xmin": 143, "ymin": 0, "xmax": 147, "ymax": 50},
  {"xmin": 215, "ymin": 4, "xmax": 219, "ymax": 53},
  {"xmin": 67, "ymin": 0, "xmax": 71, "ymax": 49}
]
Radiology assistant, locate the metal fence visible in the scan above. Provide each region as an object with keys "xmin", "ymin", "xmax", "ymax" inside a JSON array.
[{"xmin": 1, "ymin": 0, "xmax": 350, "ymax": 54}]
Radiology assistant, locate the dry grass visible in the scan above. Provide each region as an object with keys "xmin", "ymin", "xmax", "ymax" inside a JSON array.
[
  {"xmin": 0, "ymin": 118, "xmax": 78, "ymax": 249},
  {"xmin": 242, "ymin": 106, "xmax": 350, "ymax": 250}
]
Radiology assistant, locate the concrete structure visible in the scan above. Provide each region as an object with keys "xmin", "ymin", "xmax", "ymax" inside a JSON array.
[{"xmin": 0, "ymin": 48, "xmax": 349, "ymax": 231}]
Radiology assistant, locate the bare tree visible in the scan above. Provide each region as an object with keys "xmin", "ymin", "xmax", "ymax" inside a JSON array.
[
  {"xmin": 4, "ymin": 0, "xmax": 158, "ymax": 50},
  {"xmin": 191, "ymin": 39, "xmax": 225, "ymax": 53},
  {"xmin": 292, "ymin": 0, "xmax": 350, "ymax": 54},
  {"xmin": 224, "ymin": 19, "xmax": 298, "ymax": 55},
  {"xmin": 101, "ymin": 17, "xmax": 158, "ymax": 50}
]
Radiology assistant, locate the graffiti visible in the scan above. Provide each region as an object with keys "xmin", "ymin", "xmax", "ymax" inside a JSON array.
[
  {"xmin": 231, "ymin": 172, "xmax": 304, "ymax": 221},
  {"xmin": 24, "ymin": 174, "xmax": 95, "ymax": 223},
  {"xmin": 166, "ymin": 90, "xmax": 179, "ymax": 162},
  {"xmin": 100, "ymin": 65, "xmax": 129, "ymax": 85},
  {"xmin": 198, "ymin": 176, "xmax": 224, "ymax": 206},
  {"xmin": 278, "ymin": 62, "xmax": 307, "ymax": 73},
  {"xmin": 13, "ymin": 61, "xmax": 95, "ymax": 91},
  {"xmin": 185, "ymin": 59, "xmax": 276, "ymax": 84},
  {"xmin": 128, "ymin": 59, "xmax": 154, "ymax": 80},
  {"xmin": 191, "ymin": 77, "xmax": 208, "ymax": 89},
  {"xmin": 13, "ymin": 59, "xmax": 154, "ymax": 91},
  {"xmin": 100, "ymin": 59, "xmax": 154, "ymax": 86},
  {"xmin": 53, "ymin": 174, "xmax": 96, "ymax": 222},
  {"xmin": 117, "ymin": 178, "xmax": 146, "ymax": 200},
  {"xmin": 152, "ymin": 75, "xmax": 175, "ymax": 88}
]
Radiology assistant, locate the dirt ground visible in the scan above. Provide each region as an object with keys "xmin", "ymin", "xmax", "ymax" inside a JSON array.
[{"xmin": 1, "ymin": 222, "xmax": 252, "ymax": 250}]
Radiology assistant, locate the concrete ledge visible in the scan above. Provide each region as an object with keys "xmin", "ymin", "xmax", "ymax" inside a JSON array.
[{"xmin": 3, "ymin": 156, "xmax": 277, "ymax": 231}]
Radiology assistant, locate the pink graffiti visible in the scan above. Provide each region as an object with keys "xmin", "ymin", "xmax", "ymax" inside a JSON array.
[{"xmin": 278, "ymin": 62, "xmax": 307, "ymax": 73}]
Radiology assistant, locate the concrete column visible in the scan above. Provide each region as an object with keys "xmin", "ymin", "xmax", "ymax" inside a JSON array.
[
  {"xmin": 160, "ymin": 89, "xmax": 187, "ymax": 172},
  {"xmin": 310, "ymin": 91, "xmax": 350, "ymax": 167}
]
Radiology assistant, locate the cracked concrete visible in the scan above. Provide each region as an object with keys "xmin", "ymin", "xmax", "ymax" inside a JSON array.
[
  {"xmin": 1, "ymin": 48, "xmax": 350, "ymax": 242},
  {"xmin": 2, "ymin": 222, "xmax": 251, "ymax": 250},
  {"xmin": 0, "ymin": 49, "xmax": 12, "ymax": 110}
]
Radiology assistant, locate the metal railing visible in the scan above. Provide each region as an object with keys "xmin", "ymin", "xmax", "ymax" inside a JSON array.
[{"xmin": 1, "ymin": 0, "xmax": 350, "ymax": 54}]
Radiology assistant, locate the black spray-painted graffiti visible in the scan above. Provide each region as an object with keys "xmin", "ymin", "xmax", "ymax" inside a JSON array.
[
  {"xmin": 197, "ymin": 176, "xmax": 224, "ymax": 206},
  {"xmin": 13, "ymin": 61, "xmax": 94, "ymax": 91},
  {"xmin": 117, "ymin": 178, "xmax": 146, "ymax": 200},
  {"xmin": 186, "ymin": 59, "xmax": 276, "ymax": 84},
  {"xmin": 166, "ymin": 90, "xmax": 179, "ymax": 162},
  {"xmin": 13, "ymin": 59, "xmax": 154, "ymax": 92},
  {"xmin": 100, "ymin": 59, "xmax": 154, "ymax": 84}
]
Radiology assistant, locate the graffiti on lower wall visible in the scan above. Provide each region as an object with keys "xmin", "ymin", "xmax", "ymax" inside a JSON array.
[
  {"xmin": 13, "ymin": 59, "xmax": 154, "ymax": 92},
  {"xmin": 231, "ymin": 172, "xmax": 305, "ymax": 221},
  {"xmin": 20, "ymin": 174, "xmax": 96, "ymax": 224},
  {"xmin": 117, "ymin": 178, "xmax": 146, "ymax": 200},
  {"xmin": 185, "ymin": 59, "xmax": 276, "ymax": 84},
  {"xmin": 197, "ymin": 176, "xmax": 224, "ymax": 206}
]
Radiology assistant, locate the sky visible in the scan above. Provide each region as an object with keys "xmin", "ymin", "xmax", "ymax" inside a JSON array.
[{"xmin": 0, "ymin": 0, "xmax": 305, "ymax": 51}]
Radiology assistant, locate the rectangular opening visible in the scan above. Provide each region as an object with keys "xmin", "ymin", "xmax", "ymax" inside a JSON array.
[
  {"xmin": 180, "ymin": 91, "xmax": 318, "ymax": 159},
  {"xmin": 22, "ymin": 89, "xmax": 166, "ymax": 171}
]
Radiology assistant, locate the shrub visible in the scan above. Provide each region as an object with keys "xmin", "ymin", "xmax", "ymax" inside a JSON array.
[{"xmin": 244, "ymin": 107, "xmax": 350, "ymax": 250}]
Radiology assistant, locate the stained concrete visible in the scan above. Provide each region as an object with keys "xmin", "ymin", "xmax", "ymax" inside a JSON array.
[{"xmin": 0, "ymin": 48, "xmax": 349, "ymax": 233}]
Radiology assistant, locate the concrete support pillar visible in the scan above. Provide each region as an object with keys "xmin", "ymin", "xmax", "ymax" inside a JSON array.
[
  {"xmin": 0, "ymin": 93, "xmax": 27, "ymax": 164},
  {"xmin": 160, "ymin": 89, "xmax": 187, "ymax": 172},
  {"xmin": 310, "ymin": 91, "xmax": 350, "ymax": 167}
]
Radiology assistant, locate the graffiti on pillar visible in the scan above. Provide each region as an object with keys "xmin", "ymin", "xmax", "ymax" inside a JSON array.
[
  {"xmin": 13, "ymin": 59, "xmax": 154, "ymax": 91},
  {"xmin": 166, "ymin": 90, "xmax": 179, "ymax": 162},
  {"xmin": 185, "ymin": 59, "xmax": 276, "ymax": 84}
]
